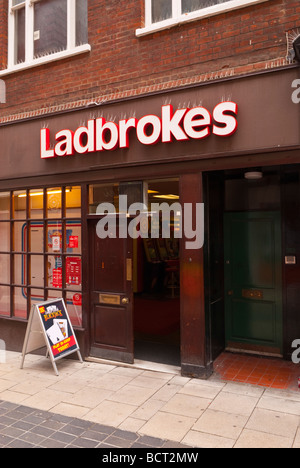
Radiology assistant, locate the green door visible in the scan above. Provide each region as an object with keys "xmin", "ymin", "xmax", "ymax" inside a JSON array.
[{"xmin": 224, "ymin": 211, "xmax": 282, "ymax": 355}]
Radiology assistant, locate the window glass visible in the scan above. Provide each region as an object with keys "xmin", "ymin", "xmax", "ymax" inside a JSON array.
[
  {"xmin": 47, "ymin": 288, "xmax": 63, "ymax": 300},
  {"xmin": 13, "ymin": 221, "xmax": 27, "ymax": 252},
  {"xmin": 47, "ymin": 187, "xmax": 62, "ymax": 218},
  {"xmin": 76, "ymin": 0, "xmax": 88, "ymax": 46},
  {"xmin": 182, "ymin": 0, "xmax": 231, "ymax": 13},
  {"xmin": 13, "ymin": 287, "xmax": 27, "ymax": 318},
  {"xmin": 15, "ymin": 6, "xmax": 25, "ymax": 64},
  {"xmin": 0, "ymin": 286, "xmax": 10, "ymax": 317},
  {"xmin": 34, "ymin": 0, "xmax": 67, "ymax": 59},
  {"xmin": 66, "ymin": 291, "xmax": 82, "ymax": 326},
  {"xmin": 0, "ymin": 193, "xmax": 10, "ymax": 220},
  {"xmin": 29, "ymin": 189, "xmax": 44, "ymax": 218},
  {"xmin": 66, "ymin": 186, "xmax": 81, "ymax": 218},
  {"xmin": 152, "ymin": 0, "xmax": 172, "ymax": 23},
  {"xmin": 65, "ymin": 224, "xmax": 81, "ymax": 255},
  {"xmin": 31, "ymin": 289, "xmax": 45, "ymax": 304},
  {"xmin": 47, "ymin": 255, "xmax": 62, "ymax": 289},
  {"xmin": 0, "ymin": 255, "xmax": 10, "ymax": 284},
  {"xmin": 13, "ymin": 254, "xmax": 26, "ymax": 285},
  {"xmin": 66, "ymin": 256, "xmax": 81, "ymax": 289},
  {"xmin": 47, "ymin": 222, "xmax": 62, "ymax": 253},
  {"xmin": 29, "ymin": 222, "xmax": 44, "ymax": 253},
  {"xmin": 13, "ymin": 191, "xmax": 26, "ymax": 219},
  {"xmin": 0, "ymin": 223, "xmax": 10, "ymax": 252},
  {"xmin": 89, "ymin": 183, "xmax": 119, "ymax": 214},
  {"xmin": 0, "ymin": 188, "xmax": 82, "ymax": 326},
  {"xmin": 30, "ymin": 255, "xmax": 44, "ymax": 287}
]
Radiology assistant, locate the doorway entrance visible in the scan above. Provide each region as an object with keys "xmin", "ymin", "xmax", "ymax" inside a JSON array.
[
  {"xmin": 224, "ymin": 211, "xmax": 283, "ymax": 355},
  {"xmin": 205, "ymin": 168, "xmax": 284, "ymax": 361},
  {"xmin": 89, "ymin": 218, "xmax": 134, "ymax": 363},
  {"xmin": 88, "ymin": 178, "xmax": 181, "ymax": 367},
  {"xmin": 133, "ymin": 178, "xmax": 180, "ymax": 367}
]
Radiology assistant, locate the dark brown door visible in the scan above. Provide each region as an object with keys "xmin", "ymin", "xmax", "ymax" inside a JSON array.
[{"xmin": 89, "ymin": 219, "xmax": 134, "ymax": 363}]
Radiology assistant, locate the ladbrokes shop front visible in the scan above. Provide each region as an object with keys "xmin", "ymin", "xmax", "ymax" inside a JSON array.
[{"xmin": 1, "ymin": 66, "xmax": 300, "ymax": 378}]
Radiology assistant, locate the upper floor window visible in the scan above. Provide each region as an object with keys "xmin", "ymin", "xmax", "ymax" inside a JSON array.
[
  {"xmin": 136, "ymin": 0, "xmax": 269, "ymax": 36},
  {"xmin": 4, "ymin": 0, "xmax": 89, "ymax": 74}
]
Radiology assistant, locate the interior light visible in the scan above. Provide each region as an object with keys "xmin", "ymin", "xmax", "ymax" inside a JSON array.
[
  {"xmin": 244, "ymin": 171, "xmax": 263, "ymax": 180},
  {"xmin": 153, "ymin": 194, "xmax": 180, "ymax": 200},
  {"xmin": 18, "ymin": 189, "xmax": 70, "ymax": 198}
]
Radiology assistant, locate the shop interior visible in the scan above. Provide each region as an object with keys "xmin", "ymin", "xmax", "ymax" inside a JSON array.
[{"xmin": 132, "ymin": 179, "xmax": 181, "ymax": 367}]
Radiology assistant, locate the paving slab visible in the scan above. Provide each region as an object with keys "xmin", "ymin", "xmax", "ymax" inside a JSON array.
[{"xmin": 0, "ymin": 351, "xmax": 300, "ymax": 448}]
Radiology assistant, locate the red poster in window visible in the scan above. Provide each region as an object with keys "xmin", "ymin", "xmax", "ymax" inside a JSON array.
[
  {"xmin": 66, "ymin": 257, "xmax": 81, "ymax": 286},
  {"xmin": 52, "ymin": 268, "xmax": 62, "ymax": 288},
  {"xmin": 69, "ymin": 236, "xmax": 78, "ymax": 249},
  {"xmin": 73, "ymin": 293, "xmax": 82, "ymax": 306}
]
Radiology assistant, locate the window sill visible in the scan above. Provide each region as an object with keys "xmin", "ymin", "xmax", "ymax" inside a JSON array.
[
  {"xmin": 0, "ymin": 44, "xmax": 91, "ymax": 77},
  {"xmin": 136, "ymin": 0, "xmax": 268, "ymax": 37}
]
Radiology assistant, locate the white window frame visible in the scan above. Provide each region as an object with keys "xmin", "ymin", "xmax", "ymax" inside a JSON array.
[
  {"xmin": 136, "ymin": 0, "xmax": 269, "ymax": 37},
  {"xmin": 1, "ymin": 0, "xmax": 90, "ymax": 76}
]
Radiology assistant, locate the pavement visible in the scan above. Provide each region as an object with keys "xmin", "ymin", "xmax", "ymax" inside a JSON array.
[{"xmin": 1, "ymin": 351, "xmax": 300, "ymax": 448}]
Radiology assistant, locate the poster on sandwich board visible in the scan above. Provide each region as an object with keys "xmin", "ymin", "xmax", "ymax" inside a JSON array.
[{"xmin": 20, "ymin": 298, "xmax": 83, "ymax": 376}]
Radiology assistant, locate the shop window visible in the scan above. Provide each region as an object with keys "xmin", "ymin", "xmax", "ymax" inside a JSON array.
[
  {"xmin": 29, "ymin": 189, "xmax": 44, "ymax": 219},
  {"xmin": 30, "ymin": 255, "xmax": 44, "ymax": 287},
  {"xmin": 6, "ymin": 0, "xmax": 90, "ymax": 73},
  {"xmin": 47, "ymin": 255, "xmax": 62, "ymax": 289},
  {"xmin": 89, "ymin": 183, "xmax": 120, "ymax": 214},
  {"xmin": 66, "ymin": 186, "xmax": 81, "ymax": 218},
  {"xmin": 66, "ymin": 291, "xmax": 82, "ymax": 327},
  {"xmin": 0, "ymin": 192, "xmax": 10, "ymax": 220},
  {"xmin": 0, "ymin": 223, "xmax": 10, "ymax": 252},
  {"xmin": 13, "ymin": 254, "xmax": 26, "ymax": 285},
  {"xmin": 0, "ymin": 286, "xmax": 10, "ymax": 317},
  {"xmin": 66, "ymin": 256, "xmax": 82, "ymax": 289},
  {"xmin": 13, "ymin": 190, "xmax": 26, "ymax": 219},
  {"xmin": 0, "ymin": 186, "xmax": 82, "ymax": 325},
  {"xmin": 13, "ymin": 221, "xmax": 27, "ymax": 252},
  {"xmin": 0, "ymin": 255, "xmax": 10, "ymax": 284},
  {"xmin": 13, "ymin": 287, "xmax": 27, "ymax": 318},
  {"xmin": 47, "ymin": 187, "xmax": 62, "ymax": 218},
  {"xmin": 89, "ymin": 183, "xmax": 148, "ymax": 214},
  {"xmin": 29, "ymin": 222, "xmax": 44, "ymax": 253},
  {"xmin": 65, "ymin": 224, "xmax": 81, "ymax": 255},
  {"xmin": 137, "ymin": 0, "xmax": 268, "ymax": 36}
]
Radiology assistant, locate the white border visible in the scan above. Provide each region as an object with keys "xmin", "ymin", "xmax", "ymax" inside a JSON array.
[
  {"xmin": 0, "ymin": 44, "xmax": 91, "ymax": 77},
  {"xmin": 136, "ymin": 0, "xmax": 269, "ymax": 37}
]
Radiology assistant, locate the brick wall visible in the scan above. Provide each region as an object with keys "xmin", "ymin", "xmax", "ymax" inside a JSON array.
[{"xmin": 0, "ymin": 0, "xmax": 299, "ymax": 121}]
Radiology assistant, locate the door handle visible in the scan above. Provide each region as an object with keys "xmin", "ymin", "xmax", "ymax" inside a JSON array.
[{"xmin": 122, "ymin": 297, "xmax": 129, "ymax": 305}]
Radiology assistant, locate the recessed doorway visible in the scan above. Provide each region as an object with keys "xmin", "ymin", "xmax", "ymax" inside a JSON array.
[{"xmin": 88, "ymin": 178, "xmax": 181, "ymax": 368}]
